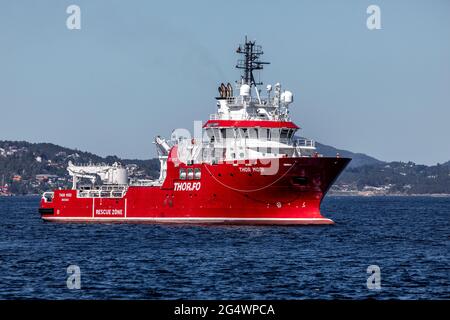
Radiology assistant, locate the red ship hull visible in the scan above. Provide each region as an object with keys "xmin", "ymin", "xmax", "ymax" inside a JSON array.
[{"xmin": 39, "ymin": 156, "xmax": 350, "ymax": 225}]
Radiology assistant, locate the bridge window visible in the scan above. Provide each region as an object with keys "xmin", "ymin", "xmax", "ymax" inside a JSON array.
[
  {"xmin": 288, "ymin": 129, "xmax": 294, "ymax": 139},
  {"xmin": 187, "ymin": 168, "xmax": 194, "ymax": 180},
  {"xmin": 179, "ymin": 169, "xmax": 187, "ymax": 180},
  {"xmin": 213, "ymin": 128, "xmax": 220, "ymax": 141},
  {"xmin": 194, "ymin": 168, "xmax": 201, "ymax": 180},
  {"xmin": 271, "ymin": 129, "xmax": 280, "ymax": 141},
  {"xmin": 249, "ymin": 128, "xmax": 258, "ymax": 139}
]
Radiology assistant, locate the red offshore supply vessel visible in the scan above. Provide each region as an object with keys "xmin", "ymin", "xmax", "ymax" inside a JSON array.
[{"xmin": 39, "ymin": 38, "xmax": 350, "ymax": 225}]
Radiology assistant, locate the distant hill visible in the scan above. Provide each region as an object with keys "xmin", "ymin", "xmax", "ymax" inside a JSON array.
[
  {"xmin": 1, "ymin": 140, "xmax": 449, "ymax": 195},
  {"xmin": 334, "ymin": 160, "xmax": 450, "ymax": 195},
  {"xmin": 315, "ymin": 142, "xmax": 383, "ymax": 168}
]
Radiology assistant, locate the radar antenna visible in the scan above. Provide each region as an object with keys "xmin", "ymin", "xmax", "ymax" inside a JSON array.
[{"xmin": 236, "ymin": 36, "xmax": 270, "ymax": 87}]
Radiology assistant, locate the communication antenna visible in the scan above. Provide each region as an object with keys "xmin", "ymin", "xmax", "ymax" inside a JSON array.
[{"xmin": 235, "ymin": 36, "xmax": 270, "ymax": 87}]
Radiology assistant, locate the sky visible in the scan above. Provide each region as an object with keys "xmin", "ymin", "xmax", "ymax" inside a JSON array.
[{"xmin": 0, "ymin": 0, "xmax": 449, "ymax": 165}]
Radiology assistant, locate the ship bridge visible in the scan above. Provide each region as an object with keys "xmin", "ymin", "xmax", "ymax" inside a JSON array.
[{"xmin": 174, "ymin": 38, "xmax": 316, "ymax": 165}]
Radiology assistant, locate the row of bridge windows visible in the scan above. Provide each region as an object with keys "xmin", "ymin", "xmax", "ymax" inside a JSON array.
[
  {"xmin": 179, "ymin": 168, "xmax": 201, "ymax": 180},
  {"xmin": 207, "ymin": 128, "xmax": 296, "ymax": 142}
]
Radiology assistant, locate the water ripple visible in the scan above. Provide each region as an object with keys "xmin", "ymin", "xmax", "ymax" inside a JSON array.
[{"xmin": 0, "ymin": 196, "xmax": 448, "ymax": 299}]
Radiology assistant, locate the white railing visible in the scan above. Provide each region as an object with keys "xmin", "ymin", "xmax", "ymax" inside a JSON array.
[
  {"xmin": 209, "ymin": 113, "xmax": 291, "ymax": 122},
  {"xmin": 295, "ymin": 138, "xmax": 315, "ymax": 148},
  {"xmin": 226, "ymin": 96, "xmax": 268, "ymax": 106},
  {"xmin": 77, "ymin": 185, "xmax": 128, "ymax": 198},
  {"xmin": 130, "ymin": 179, "xmax": 161, "ymax": 186}
]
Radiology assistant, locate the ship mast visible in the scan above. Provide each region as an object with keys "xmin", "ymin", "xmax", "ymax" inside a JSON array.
[{"xmin": 235, "ymin": 36, "xmax": 270, "ymax": 87}]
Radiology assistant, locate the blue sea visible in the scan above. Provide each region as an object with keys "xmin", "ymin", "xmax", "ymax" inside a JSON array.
[{"xmin": 0, "ymin": 196, "xmax": 448, "ymax": 299}]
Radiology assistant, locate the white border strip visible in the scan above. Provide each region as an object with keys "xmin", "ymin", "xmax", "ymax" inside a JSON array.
[{"xmin": 42, "ymin": 216, "xmax": 334, "ymax": 223}]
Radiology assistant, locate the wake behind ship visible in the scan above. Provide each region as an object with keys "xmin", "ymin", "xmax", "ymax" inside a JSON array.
[{"xmin": 39, "ymin": 38, "xmax": 350, "ymax": 224}]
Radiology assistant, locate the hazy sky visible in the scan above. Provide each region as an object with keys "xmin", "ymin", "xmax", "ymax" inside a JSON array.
[{"xmin": 1, "ymin": 0, "xmax": 449, "ymax": 165}]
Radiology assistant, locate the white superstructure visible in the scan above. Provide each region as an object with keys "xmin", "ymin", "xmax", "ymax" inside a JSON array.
[
  {"xmin": 68, "ymin": 161, "xmax": 128, "ymax": 189},
  {"xmin": 213, "ymin": 82, "xmax": 294, "ymax": 122}
]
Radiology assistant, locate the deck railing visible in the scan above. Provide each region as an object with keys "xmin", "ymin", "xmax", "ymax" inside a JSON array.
[
  {"xmin": 77, "ymin": 185, "xmax": 128, "ymax": 198},
  {"xmin": 294, "ymin": 138, "xmax": 315, "ymax": 148}
]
